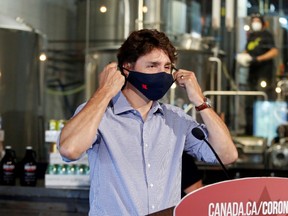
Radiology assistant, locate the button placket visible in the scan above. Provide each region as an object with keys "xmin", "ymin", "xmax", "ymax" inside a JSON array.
[{"xmin": 143, "ymin": 119, "xmax": 157, "ymax": 213}]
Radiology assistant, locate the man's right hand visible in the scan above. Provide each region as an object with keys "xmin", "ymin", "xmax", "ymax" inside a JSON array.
[{"xmin": 98, "ymin": 62, "xmax": 125, "ymax": 98}]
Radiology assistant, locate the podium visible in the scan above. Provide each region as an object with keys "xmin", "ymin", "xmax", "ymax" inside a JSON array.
[{"xmin": 174, "ymin": 177, "xmax": 288, "ymax": 215}]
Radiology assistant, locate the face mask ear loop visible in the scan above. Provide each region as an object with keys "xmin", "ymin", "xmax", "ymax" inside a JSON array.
[
  {"xmin": 172, "ymin": 66, "xmax": 179, "ymax": 82},
  {"xmin": 118, "ymin": 65, "xmax": 129, "ymax": 90}
]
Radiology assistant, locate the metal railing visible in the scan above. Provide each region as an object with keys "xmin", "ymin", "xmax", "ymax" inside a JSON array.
[
  {"xmin": 204, "ymin": 90, "xmax": 268, "ymax": 113},
  {"xmin": 204, "ymin": 90, "xmax": 268, "ymax": 134},
  {"xmin": 184, "ymin": 90, "xmax": 268, "ymax": 135}
]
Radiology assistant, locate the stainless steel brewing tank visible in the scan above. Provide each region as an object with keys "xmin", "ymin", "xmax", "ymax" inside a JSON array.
[
  {"xmin": 0, "ymin": 15, "xmax": 45, "ymax": 160},
  {"xmin": 76, "ymin": 0, "xmax": 138, "ymax": 47},
  {"xmin": 85, "ymin": 47, "xmax": 216, "ymax": 102},
  {"xmin": 76, "ymin": 0, "xmax": 186, "ymax": 48}
]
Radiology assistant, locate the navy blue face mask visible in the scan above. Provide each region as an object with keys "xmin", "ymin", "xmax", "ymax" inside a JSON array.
[{"xmin": 122, "ymin": 68, "xmax": 175, "ymax": 101}]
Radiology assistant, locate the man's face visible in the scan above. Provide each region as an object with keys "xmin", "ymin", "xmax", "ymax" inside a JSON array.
[
  {"xmin": 251, "ymin": 17, "xmax": 263, "ymax": 32},
  {"xmin": 251, "ymin": 17, "xmax": 262, "ymax": 25},
  {"xmin": 132, "ymin": 48, "xmax": 173, "ymax": 74}
]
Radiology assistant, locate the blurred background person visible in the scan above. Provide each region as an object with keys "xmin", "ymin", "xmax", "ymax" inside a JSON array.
[
  {"xmin": 237, "ymin": 13, "xmax": 278, "ymax": 135},
  {"xmin": 245, "ymin": 13, "xmax": 278, "ymax": 98}
]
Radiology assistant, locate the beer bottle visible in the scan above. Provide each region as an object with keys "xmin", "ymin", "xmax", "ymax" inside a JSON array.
[
  {"xmin": 0, "ymin": 146, "xmax": 17, "ymax": 185},
  {"xmin": 20, "ymin": 146, "xmax": 37, "ymax": 186}
]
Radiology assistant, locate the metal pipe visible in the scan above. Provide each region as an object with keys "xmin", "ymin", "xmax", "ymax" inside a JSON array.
[
  {"xmin": 209, "ymin": 57, "xmax": 222, "ymax": 113},
  {"xmin": 203, "ymin": 90, "xmax": 268, "ymax": 134},
  {"xmin": 137, "ymin": 0, "xmax": 144, "ymax": 30},
  {"xmin": 203, "ymin": 90, "xmax": 268, "ymax": 101},
  {"xmin": 123, "ymin": 0, "xmax": 130, "ymax": 38},
  {"xmin": 276, "ymin": 79, "xmax": 288, "ymax": 100},
  {"xmin": 85, "ymin": 0, "xmax": 91, "ymax": 100}
]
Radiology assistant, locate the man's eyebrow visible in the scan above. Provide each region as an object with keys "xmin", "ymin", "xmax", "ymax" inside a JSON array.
[
  {"xmin": 146, "ymin": 61, "xmax": 172, "ymax": 66},
  {"xmin": 146, "ymin": 61, "xmax": 160, "ymax": 65}
]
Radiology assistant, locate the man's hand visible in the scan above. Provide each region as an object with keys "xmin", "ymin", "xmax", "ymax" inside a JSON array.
[
  {"xmin": 173, "ymin": 69, "xmax": 205, "ymax": 106},
  {"xmin": 98, "ymin": 62, "xmax": 125, "ymax": 98},
  {"xmin": 236, "ymin": 53, "xmax": 253, "ymax": 67}
]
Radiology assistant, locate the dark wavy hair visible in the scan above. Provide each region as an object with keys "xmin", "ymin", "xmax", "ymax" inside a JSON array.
[{"xmin": 117, "ymin": 29, "xmax": 178, "ymax": 70}]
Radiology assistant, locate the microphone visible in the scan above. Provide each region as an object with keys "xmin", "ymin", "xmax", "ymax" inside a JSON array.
[{"xmin": 192, "ymin": 127, "xmax": 231, "ymax": 179}]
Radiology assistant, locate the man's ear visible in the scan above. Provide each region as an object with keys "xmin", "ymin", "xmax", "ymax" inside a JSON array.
[
  {"xmin": 122, "ymin": 63, "xmax": 132, "ymax": 76},
  {"xmin": 124, "ymin": 63, "xmax": 132, "ymax": 69}
]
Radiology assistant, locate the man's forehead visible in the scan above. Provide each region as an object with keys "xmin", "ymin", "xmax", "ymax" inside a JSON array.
[
  {"xmin": 252, "ymin": 17, "xmax": 261, "ymax": 22},
  {"xmin": 137, "ymin": 50, "xmax": 171, "ymax": 63}
]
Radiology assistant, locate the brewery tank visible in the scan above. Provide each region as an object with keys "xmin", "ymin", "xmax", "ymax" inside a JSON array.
[
  {"xmin": 0, "ymin": 14, "xmax": 45, "ymax": 160},
  {"xmin": 79, "ymin": 0, "xmax": 219, "ymax": 107},
  {"xmin": 76, "ymin": 0, "xmax": 183, "ymax": 47}
]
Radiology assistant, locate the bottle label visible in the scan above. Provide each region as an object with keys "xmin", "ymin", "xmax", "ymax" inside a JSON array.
[
  {"xmin": 21, "ymin": 164, "xmax": 37, "ymax": 186},
  {"xmin": 3, "ymin": 164, "xmax": 15, "ymax": 171},
  {"xmin": 2, "ymin": 164, "xmax": 16, "ymax": 185},
  {"xmin": 24, "ymin": 165, "xmax": 37, "ymax": 172}
]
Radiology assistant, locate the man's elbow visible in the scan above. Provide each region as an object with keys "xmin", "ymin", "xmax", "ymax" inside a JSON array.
[
  {"xmin": 230, "ymin": 149, "xmax": 238, "ymax": 164},
  {"xmin": 59, "ymin": 143, "xmax": 82, "ymax": 161},
  {"xmin": 224, "ymin": 147, "xmax": 238, "ymax": 165}
]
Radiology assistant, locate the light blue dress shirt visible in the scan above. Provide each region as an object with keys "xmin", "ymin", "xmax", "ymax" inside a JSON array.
[{"xmin": 61, "ymin": 92, "xmax": 216, "ymax": 216}]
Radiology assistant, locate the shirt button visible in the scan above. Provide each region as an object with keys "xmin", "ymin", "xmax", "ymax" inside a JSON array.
[
  {"xmin": 150, "ymin": 183, "xmax": 154, "ymax": 188},
  {"xmin": 147, "ymin": 163, "xmax": 151, "ymax": 168},
  {"xmin": 145, "ymin": 143, "xmax": 148, "ymax": 148},
  {"xmin": 152, "ymin": 205, "xmax": 155, "ymax": 209}
]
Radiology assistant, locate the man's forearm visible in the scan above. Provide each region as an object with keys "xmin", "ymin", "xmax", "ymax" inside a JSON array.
[
  {"xmin": 59, "ymin": 88, "xmax": 113, "ymax": 160},
  {"xmin": 199, "ymin": 108, "xmax": 238, "ymax": 164},
  {"xmin": 257, "ymin": 47, "xmax": 278, "ymax": 62}
]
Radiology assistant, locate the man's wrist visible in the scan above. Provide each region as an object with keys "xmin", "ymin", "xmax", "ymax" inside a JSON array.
[
  {"xmin": 195, "ymin": 97, "xmax": 212, "ymax": 111},
  {"xmin": 251, "ymin": 56, "xmax": 258, "ymax": 64}
]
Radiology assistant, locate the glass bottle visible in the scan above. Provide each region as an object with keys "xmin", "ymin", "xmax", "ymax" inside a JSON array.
[
  {"xmin": 0, "ymin": 146, "xmax": 17, "ymax": 186},
  {"xmin": 20, "ymin": 146, "xmax": 37, "ymax": 186}
]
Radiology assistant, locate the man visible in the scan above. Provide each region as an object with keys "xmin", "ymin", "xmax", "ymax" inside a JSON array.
[
  {"xmin": 58, "ymin": 29, "xmax": 238, "ymax": 215},
  {"xmin": 237, "ymin": 13, "xmax": 278, "ymax": 134},
  {"xmin": 245, "ymin": 13, "xmax": 278, "ymax": 95}
]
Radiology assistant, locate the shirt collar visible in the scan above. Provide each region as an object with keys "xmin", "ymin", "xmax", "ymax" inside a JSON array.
[
  {"xmin": 151, "ymin": 101, "xmax": 164, "ymax": 115},
  {"xmin": 112, "ymin": 91, "xmax": 164, "ymax": 115}
]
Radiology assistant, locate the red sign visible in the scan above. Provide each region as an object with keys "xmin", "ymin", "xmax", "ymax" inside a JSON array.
[{"xmin": 174, "ymin": 177, "xmax": 288, "ymax": 216}]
